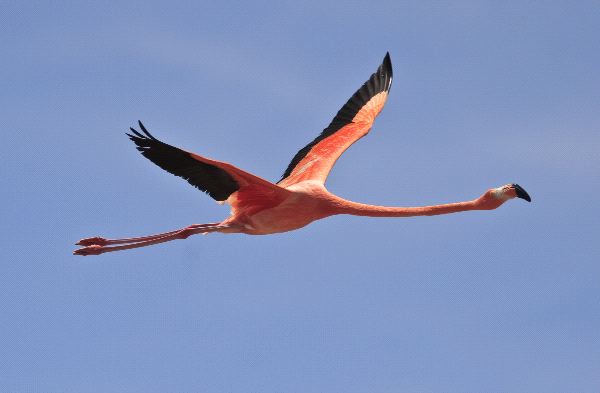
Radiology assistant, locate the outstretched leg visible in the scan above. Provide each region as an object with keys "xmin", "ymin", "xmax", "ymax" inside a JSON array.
[
  {"xmin": 76, "ymin": 229, "xmax": 183, "ymax": 247},
  {"xmin": 73, "ymin": 223, "xmax": 231, "ymax": 256}
]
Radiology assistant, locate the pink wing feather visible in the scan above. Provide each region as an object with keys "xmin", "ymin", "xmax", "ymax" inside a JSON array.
[{"xmin": 278, "ymin": 53, "xmax": 393, "ymax": 187}]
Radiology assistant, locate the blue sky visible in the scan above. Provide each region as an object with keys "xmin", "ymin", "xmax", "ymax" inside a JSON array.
[{"xmin": 1, "ymin": 1, "xmax": 599, "ymax": 392}]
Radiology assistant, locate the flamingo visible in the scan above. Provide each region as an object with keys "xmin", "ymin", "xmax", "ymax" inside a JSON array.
[{"xmin": 74, "ymin": 52, "xmax": 531, "ymax": 256}]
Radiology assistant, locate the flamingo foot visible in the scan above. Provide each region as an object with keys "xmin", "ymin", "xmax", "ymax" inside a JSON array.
[
  {"xmin": 76, "ymin": 237, "xmax": 108, "ymax": 246},
  {"xmin": 73, "ymin": 245, "xmax": 103, "ymax": 256}
]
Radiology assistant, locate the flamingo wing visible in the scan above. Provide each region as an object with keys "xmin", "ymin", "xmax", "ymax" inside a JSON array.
[
  {"xmin": 127, "ymin": 121, "xmax": 290, "ymax": 205},
  {"xmin": 278, "ymin": 52, "xmax": 393, "ymax": 187}
]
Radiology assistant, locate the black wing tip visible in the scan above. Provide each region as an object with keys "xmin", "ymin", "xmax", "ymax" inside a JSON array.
[
  {"xmin": 380, "ymin": 52, "xmax": 393, "ymax": 83},
  {"xmin": 384, "ymin": 51, "xmax": 391, "ymax": 65},
  {"xmin": 127, "ymin": 127, "xmax": 145, "ymax": 139},
  {"xmin": 132, "ymin": 120, "xmax": 157, "ymax": 140},
  {"xmin": 124, "ymin": 120, "xmax": 160, "ymax": 143}
]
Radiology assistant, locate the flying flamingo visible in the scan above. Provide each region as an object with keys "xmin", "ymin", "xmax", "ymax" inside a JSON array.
[{"xmin": 74, "ymin": 53, "xmax": 531, "ymax": 256}]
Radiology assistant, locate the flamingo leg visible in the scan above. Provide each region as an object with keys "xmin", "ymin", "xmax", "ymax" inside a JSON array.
[
  {"xmin": 73, "ymin": 223, "xmax": 227, "ymax": 256},
  {"xmin": 76, "ymin": 229, "xmax": 183, "ymax": 246}
]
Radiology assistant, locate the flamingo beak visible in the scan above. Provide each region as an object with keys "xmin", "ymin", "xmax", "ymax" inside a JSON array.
[{"xmin": 511, "ymin": 184, "xmax": 531, "ymax": 202}]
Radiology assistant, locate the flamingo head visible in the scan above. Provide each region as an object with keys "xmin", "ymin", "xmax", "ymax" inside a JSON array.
[{"xmin": 478, "ymin": 183, "xmax": 531, "ymax": 209}]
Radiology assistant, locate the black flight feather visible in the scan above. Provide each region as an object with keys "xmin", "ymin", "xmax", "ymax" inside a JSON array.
[{"xmin": 127, "ymin": 121, "xmax": 239, "ymax": 201}]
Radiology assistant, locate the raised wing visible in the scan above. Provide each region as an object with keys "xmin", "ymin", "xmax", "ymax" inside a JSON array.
[
  {"xmin": 278, "ymin": 53, "xmax": 393, "ymax": 187},
  {"xmin": 127, "ymin": 121, "xmax": 290, "ymax": 207}
]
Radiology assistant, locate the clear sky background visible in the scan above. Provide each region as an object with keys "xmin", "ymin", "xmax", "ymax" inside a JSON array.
[{"xmin": 1, "ymin": 1, "xmax": 599, "ymax": 392}]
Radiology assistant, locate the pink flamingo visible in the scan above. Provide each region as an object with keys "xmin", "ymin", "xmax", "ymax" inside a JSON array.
[{"xmin": 74, "ymin": 53, "xmax": 530, "ymax": 256}]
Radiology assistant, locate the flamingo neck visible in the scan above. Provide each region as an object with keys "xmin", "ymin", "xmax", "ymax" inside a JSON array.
[{"xmin": 335, "ymin": 198, "xmax": 479, "ymax": 217}]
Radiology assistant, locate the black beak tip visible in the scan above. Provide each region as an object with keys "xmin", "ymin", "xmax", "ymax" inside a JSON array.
[{"xmin": 512, "ymin": 184, "xmax": 531, "ymax": 202}]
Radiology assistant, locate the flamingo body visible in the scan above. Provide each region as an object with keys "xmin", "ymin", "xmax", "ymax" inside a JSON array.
[
  {"xmin": 74, "ymin": 53, "xmax": 530, "ymax": 256},
  {"xmin": 227, "ymin": 181, "xmax": 335, "ymax": 235}
]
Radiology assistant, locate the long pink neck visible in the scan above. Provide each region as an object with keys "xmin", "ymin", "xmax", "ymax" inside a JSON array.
[{"xmin": 334, "ymin": 198, "xmax": 480, "ymax": 217}]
